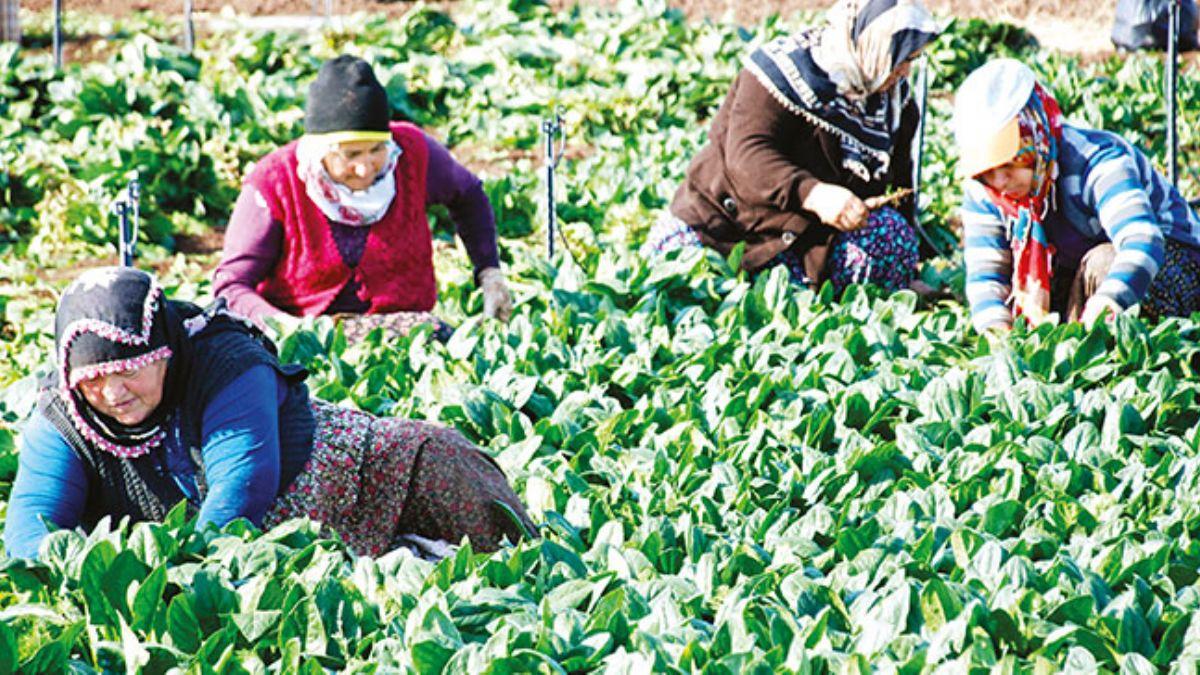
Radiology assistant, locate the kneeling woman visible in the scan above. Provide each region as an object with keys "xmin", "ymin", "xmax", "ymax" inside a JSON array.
[
  {"xmin": 214, "ymin": 55, "xmax": 513, "ymax": 343},
  {"xmin": 644, "ymin": 0, "xmax": 941, "ymax": 294},
  {"xmin": 4, "ymin": 268, "xmax": 535, "ymax": 560},
  {"xmin": 955, "ymin": 59, "xmax": 1200, "ymax": 332}
]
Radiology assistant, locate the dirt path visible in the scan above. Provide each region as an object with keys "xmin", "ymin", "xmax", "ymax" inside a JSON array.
[
  {"xmin": 23, "ymin": 0, "xmax": 1119, "ymax": 56},
  {"xmin": 23, "ymin": 0, "xmax": 418, "ymax": 17},
  {"xmin": 656, "ymin": 0, "xmax": 1117, "ymax": 55}
]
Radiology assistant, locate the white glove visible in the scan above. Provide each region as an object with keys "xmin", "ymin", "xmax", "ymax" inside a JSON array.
[
  {"xmin": 802, "ymin": 182, "xmax": 868, "ymax": 232},
  {"xmin": 394, "ymin": 533, "xmax": 456, "ymax": 561},
  {"xmin": 479, "ymin": 267, "xmax": 513, "ymax": 322},
  {"xmin": 261, "ymin": 311, "xmax": 306, "ymax": 340}
]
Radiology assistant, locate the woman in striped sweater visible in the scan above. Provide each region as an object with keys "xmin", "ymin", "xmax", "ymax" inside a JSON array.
[{"xmin": 953, "ymin": 59, "xmax": 1200, "ymax": 333}]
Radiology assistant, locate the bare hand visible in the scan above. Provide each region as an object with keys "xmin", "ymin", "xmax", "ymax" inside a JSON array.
[
  {"xmin": 1080, "ymin": 296, "xmax": 1121, "ymax": 326},
  {"xmin": 863, "ymin": 188, "xmax": 915, "ymax": 211},
  {"xmin": 803, "ymin": 182, "xmax": 868, "ymax": 232},
  {"xmin": 983, "ymin": 325, "xmax": 1011, "ymax": 350}
]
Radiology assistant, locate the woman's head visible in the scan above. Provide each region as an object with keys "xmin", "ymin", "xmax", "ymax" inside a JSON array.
[
  {"xmin": 953, "ymin": 58, "xmax": 1061, "ymax": 200},
  {"xmin": 818, "ymin": 0, "xmax": 940, "ymax": 98},
  {"xmin": 304, "ymin": 55, "xmax": 395, "ymax": 191},
  {"xmin": 878, "ymin": 49, "xmax": 923, "ymax": 93},
  {"xmin": 321, "ymin": 139, "xmax": 391, "ymax": 192},
  {"xmin": 54, "ymin": 267, "xmax": 185, "ymax": 456},
  {"xmin": 975, "ymin": 156, "xmax": 1036, "ymax": 199},
  {"xmin": 75, "ymin": 359, "xmax": 168, "ymax": 426}
]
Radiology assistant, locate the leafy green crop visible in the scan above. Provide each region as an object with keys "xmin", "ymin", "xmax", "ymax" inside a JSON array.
[{"xmin": 2, "ymin": 0, "xmax": 1200, "ymax": 671}]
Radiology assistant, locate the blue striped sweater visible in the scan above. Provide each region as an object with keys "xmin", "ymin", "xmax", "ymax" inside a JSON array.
[{"xmin": 961, "ymin": 124, "xmax": 1200, "ymax": 332}]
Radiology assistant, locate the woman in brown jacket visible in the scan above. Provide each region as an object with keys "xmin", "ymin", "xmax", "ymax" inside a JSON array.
[{"xmin": 645, "ymin": 0, "xmax": 940, "ymax": 293}]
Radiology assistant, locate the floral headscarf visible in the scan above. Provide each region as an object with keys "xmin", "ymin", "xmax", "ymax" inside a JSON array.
[
  {"xmin": 49, "ymin": 268, "xmax": 191, "ymax": 458},
  {"xmin": 979, "ymin": 83, "xmax": 1065, "ymax": 324},
  {"xmin": 295, "ymin": 136, "xmax": 403, "ymax": 227}
]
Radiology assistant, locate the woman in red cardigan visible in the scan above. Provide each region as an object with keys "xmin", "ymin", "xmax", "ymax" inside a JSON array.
[{"xmin": 214, "ymin": 55, "xmax": 512, "ymax": 341}]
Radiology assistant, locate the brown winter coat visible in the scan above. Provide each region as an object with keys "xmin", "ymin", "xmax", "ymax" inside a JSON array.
[{"xmin": 669, "ymin": 70, "xmax": 920, "ymax": 278}]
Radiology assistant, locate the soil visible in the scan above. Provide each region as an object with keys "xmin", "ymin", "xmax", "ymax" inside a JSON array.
[
  {"xmin": 23, "ymin": 0, "xmax": 419, "ymax": 17},
  {"xmin": 20, "ymin": 0, "xmax": 1119, "ymax": 56},
  {"xmin": 174, "ymin": 227, "xmax": 226, "ymax": 255}
]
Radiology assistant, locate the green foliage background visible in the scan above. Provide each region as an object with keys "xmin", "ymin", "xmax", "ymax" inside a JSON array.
[{"xmin": 1, "ymin": 0, "xmax": 1200, "ymax": 671}]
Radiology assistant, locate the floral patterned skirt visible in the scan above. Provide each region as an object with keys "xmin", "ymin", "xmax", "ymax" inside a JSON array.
[
  {"xmin": 1140, "ymin": 239, "xmax": 1200, "ymax": 320},
  {"xmin": 1052, "ymin": 239, "xmax": 1200, "ymax": 322},
  {"xmin": 263, "ymin": 401, "xmax": 535, "ymax": 556},
  {"xmin": 823, "ymin": 206, "xmax": 919, "ymax": 293},
  {"xmin": 640, "ymin": 211, "xmax": 704, "ymax": 258},
  {"xmin": 643, "ymin": 206, "xmax": 919, "ymax": 294},
  {"xmin": 335, "ymin": 312, "xmax": 455, "ymax": 344}
]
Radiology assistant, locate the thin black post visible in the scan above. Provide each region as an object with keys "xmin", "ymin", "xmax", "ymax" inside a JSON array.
[
  {"xmin": 113, "ymin": 201, "xmax": 132, "ymax": 267},
  {"xmin": 128, "ymin": 174, "xmax": 141, "ymax": 248},
  {"xmin": 542, "ymin": 112, "xmax": 564, "ymax": 258},
  {"xmin": 1168, "ymin": 0, "xmax": 1180, "ymax": 186},
  {"xmin": 53, "ymin": 0, "xmax": 63, "ymax": 69},
  {"xmin": 113, "ymin": 176, "xmax": 140, "ymax": 267},
  {"xmin": 183, "ymin": 0, "xmax": 195, "ymax": 53}
]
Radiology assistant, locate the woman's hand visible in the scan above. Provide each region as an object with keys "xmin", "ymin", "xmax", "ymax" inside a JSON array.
[
  {"xmin": 985, "ymin": 324, "xmax": 1011, "ymax": 346},
  {"xmin": 479, "ymin": 267, "xmax": 514, "ymax": 323},
  {"xmin": 802, "ymin": 182, "xmax": 869, "ymax": 232},
  {"xmin": 1081, "ymin": 296, "xmax": 1121, "ymax": 326}
]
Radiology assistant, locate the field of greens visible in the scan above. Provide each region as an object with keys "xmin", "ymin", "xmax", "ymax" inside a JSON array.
[{"xmin": 3, "ymin": 0, "xmax": 1200, "ymax": 671}]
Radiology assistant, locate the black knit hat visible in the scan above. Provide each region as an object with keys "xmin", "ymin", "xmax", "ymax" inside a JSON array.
[{"xmin": 305, "ymin": 55, "xmax": 391, "ymax": 135}]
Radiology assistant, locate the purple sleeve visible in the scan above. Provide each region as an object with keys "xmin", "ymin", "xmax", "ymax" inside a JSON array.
[
  {"xmin": 213, "ymin": 186, "xmax": 288, "ymax": 326},
  {"xmin": 423, "ymin": 133, "xmax": 501, "ymax": 278}
]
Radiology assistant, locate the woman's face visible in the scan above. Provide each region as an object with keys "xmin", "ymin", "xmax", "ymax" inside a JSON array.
[
  {"xmin": 76, "ymin": 359, "xmax": 169, "ymax": 426},
  {"xmin": 879, "ymin": 49, "xmax": 923, "ymax": 93},
  {"xmin": 322, "ymin": 140, "xmax": 390, "ymax": 192},
  {"xmin": 977, "ymin": 161, "xmax": 1035, "ymax": 199}
]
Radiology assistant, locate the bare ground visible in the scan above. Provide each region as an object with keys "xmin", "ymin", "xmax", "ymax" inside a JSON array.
[{"xmin": 21, "ymin": 0, "xmax": 1118, "ymax": 55}]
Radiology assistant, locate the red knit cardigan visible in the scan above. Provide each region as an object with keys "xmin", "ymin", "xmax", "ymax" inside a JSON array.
[{"xmin": 247, "ymin": 121, "xmax": 436, "ymax": 316}]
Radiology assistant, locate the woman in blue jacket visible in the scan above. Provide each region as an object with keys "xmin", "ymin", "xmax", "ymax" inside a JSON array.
[
  {"xmin": 4, "ymin": 267, "xmax": 534, "ymax": 560},
  {"xmin": 954, "ymin": 58, "xmax": 1200, "ymax": 333}
]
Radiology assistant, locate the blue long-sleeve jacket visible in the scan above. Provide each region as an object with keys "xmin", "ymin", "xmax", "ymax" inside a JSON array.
[
  {"xmin": 5, "ymin": 365, "xmax": 292, "ymax": 559},
  {"xmin": 961, "ymin": 124, "xmax": 1200, "ymax": 331}
]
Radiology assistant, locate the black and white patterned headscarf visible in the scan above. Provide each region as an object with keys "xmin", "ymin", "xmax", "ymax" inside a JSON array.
[
  {"xmin": 746, "ymin": 0, "xmax": 940, "ymax": 182},
  {"xmin": 53, "ymin": 268, "xmax": 192, "ymax": 459}
]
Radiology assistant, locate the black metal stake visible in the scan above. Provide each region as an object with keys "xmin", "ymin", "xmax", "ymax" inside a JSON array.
[
  {"xmin": 128, "ymin": 175, "xmax": 141, "ymax": 247},
  {"xmin": 53, "ymin": 0, "xmax": 63, "ymax": 69},
  {"xmin": 112, "ymin": 177, "xmax": 140, "ymax": 267},
  {"xmin": 542, "ymin": 111, "xmax": 564, "ymax": 259},
  {"xmin": 113, "ymin": 201, "xmax": 132, "ymax": 267},
  {"xmin": 184, "ymin": 0, "xmax": 195, "ymax": 53},
  {"xmin": 1168, "ymin": 0, "xmax": 1180, "ymax": 186}
]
